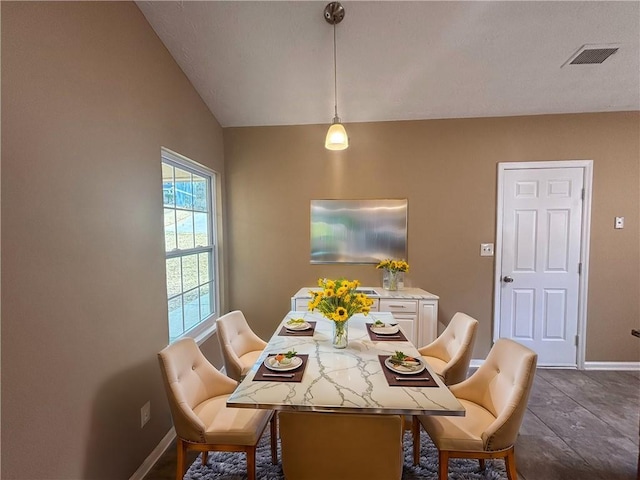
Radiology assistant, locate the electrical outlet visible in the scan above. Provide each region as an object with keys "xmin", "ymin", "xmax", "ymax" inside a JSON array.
[
  {"xmin": 141, "ymin": 401, "xmax": 151, "ymax": 428},
  {"xmin": 480, "ymin": 243, "xmax": 494, "ymax": 257},
  {"xmin": 614, "ymin": 216, "xmax": 624, "ymax": 229}
]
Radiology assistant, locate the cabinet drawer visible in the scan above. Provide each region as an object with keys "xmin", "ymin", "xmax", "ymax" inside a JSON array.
[
  {"xmin": 379, "ymin": 299, "xmax": 417, "ymax": 313},
  {"xmin": 294, "ymin": 299, "xmax": 310, "ymax": 311}
]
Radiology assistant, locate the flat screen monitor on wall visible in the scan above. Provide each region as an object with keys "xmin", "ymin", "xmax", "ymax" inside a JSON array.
[{"xmin": 310, "ymin": 199, "xmax": 408, "ymax": 264}]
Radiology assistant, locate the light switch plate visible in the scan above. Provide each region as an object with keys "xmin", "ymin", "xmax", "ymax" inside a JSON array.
[
  {"xmin": 480, "ymin": 243, "xmax": 494, "ymax": 256},
  {"xmin": 614, "ymin": 217, "xmax": 624, "ymax": 229}
]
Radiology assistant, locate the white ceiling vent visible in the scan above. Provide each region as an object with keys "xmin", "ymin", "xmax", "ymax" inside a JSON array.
[{"xmin": 562, "ymin": 44, "xmax": 620, "ymax": 67}]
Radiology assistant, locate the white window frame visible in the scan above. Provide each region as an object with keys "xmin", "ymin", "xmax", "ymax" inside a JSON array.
[{"xmin": 162, "ymin": 147, "xmax": 221, "ymax": 344}]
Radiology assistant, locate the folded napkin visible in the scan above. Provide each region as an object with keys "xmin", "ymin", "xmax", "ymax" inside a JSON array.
[
  {"xmin": 253, "ymin": 354, "xmax": 309, "ymax": 383},
  {"xmin": 377, "ymin": 355, "xmax": 437, "ymax": 387},
  {"xmin": 278, "ymin": 321, "xmax": 317, "ymax": 337},
  {"xmin": 366, "ymin": 323, "xmax": 408, "ymax": 342}
]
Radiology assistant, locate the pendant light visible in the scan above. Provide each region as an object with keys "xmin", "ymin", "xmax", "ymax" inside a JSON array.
[{"xmin": 324, "ymin": 2, "xmax": 348, "ymax": 150}]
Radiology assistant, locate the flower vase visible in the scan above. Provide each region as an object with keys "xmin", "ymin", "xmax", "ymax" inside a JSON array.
[
  {"xmin": 332, "ymin": 319, "xmax": 349, "ymax": 349},
  {"xmin": 383, "ymin": 270, "xmax": 404, "ymax": 291}
]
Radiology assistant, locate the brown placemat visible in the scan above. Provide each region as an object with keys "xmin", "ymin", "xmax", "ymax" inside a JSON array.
[
  {"xmin": 366, "ymin": 323, "xmax": 408, "ymax": 342},
  {"xmin": 253, "ymin": 354, "xmax": 309, "ymax": 382},
  {"xmin": 377, "ymin": 355, "xmax": 438, "ymax": 387},
  {"xmin": 278, "ymin": 322, "xmax": 317, "ymax": 337}
]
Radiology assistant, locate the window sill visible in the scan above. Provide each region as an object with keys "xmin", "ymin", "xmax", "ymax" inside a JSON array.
[{"xmin": 171, "ymin": 315, "xmax": 218, "ymax": 347}]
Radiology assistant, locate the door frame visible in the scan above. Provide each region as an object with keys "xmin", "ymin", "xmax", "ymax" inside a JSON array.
[{"xmin": 492, "ymin": 160, "xmax": 593, "ymax": 369}]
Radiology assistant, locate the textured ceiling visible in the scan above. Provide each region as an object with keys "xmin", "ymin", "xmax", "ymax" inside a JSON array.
[{"xmin": 137, "ymin": 1, "xmax": 640, "ymax": 128}]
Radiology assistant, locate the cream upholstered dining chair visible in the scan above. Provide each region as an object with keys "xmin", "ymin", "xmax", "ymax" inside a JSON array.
[
  {"xmin": 158, "ymin": 338, "xmax": 277, "ymax": 480},
  {"xmin": 216, "ymin": 310, "xmax": 267, "ymax": 381},
  {"xmin": 279, "ymin": 411, "xmax": 404, "ymax": 480},
  {"xmin": 418, "ymin": 312, "xmax": 479, "ymax": 386},
  {"xmin": 413, "ymin": 338, "xmax": 537, "ymax": 480}
]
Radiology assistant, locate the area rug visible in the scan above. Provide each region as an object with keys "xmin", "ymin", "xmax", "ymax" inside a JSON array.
[{"xmin": 184, "ymin": 431, "xmax": 507, "ymax": 480}]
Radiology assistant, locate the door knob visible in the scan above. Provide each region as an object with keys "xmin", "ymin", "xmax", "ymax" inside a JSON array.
[{"xmin": 503, "ymin": 276, "xmax": 514, "ymax": 283}]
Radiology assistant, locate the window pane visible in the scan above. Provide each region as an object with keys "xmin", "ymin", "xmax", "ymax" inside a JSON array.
[
  {"xmin": 162, "ymin": 163, "xmax": 175, "ymax": 207},
  {"xmin": 183, "ymin": 288, "xmax": 200, "ymax": 331},
  {"xmin": 176, "ymin": 210, "xmax": 194, "ymax": 250},
  {"xmin": 164, "ymin": 208, "xmax": 177, "ymax": 251},
  {"xmin": 168, "ymin": 296, "xmax": 184, "ymax": 342},
  {"xmin": 200, "ymin": 283, "xmax": 213, "ymax": 318},
  {"xmin": 182, "ymin": 254, "xmax": 198, "ymax": 291},
  {"xmin": 193, "ymin": 174, "xmax": 208, "ymax": 212},
  {"xmin": 175, "ymin": 168, "xmax": 193, "ymax": 209},
  {"xmin": 166, "ymin": 258, "xmax": 181, "ymax": 298},
  {"xmin": 194, "ymin": 212, "xmax": 209, "ymax": 247},
  {"xmin": 198, "ymin": 252, "xmax": 210, "ymax": 284}
]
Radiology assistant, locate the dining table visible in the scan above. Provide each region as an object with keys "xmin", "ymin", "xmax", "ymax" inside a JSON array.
[{"xmin": 226, "ymin": 311, "xmax": 465, "ymax": 417}]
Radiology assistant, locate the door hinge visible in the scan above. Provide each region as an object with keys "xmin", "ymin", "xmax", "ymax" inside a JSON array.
[
  {"xmin": 578, "ymin": 262, "xmax": 582, "ymax": 275},
  {"xmin": 581, "ymin": 188, "xmax": 585, "ymax": 200},
  {"xmin": 575, "ymin": 335, "xmax": 579, "ymax": 346}
]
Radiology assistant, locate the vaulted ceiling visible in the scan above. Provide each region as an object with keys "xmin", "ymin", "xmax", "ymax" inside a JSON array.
[{"xmin": 137, "ymin": 1, "xmax": 640, "ymax": 128}]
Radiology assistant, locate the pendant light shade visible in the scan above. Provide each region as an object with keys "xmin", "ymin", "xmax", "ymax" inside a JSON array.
[
  {"xmin": 325, "ymin": 118, "xmax": 349, "ymax": 150},
  {"xmin": 324, "ymin": 2, "xmax": 348, "ymax": 151}
]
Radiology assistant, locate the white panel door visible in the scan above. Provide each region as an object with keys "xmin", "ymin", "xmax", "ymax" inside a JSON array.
[{"xmin": 499, "ymin": 167, "xmax": 584, "ymax": 366}]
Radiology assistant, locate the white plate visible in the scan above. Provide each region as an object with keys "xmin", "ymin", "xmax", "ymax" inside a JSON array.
[
  {"xmin": 384, "ymin": 356, "xmax": 426, "ymax": 375},
  {"xmin": 264, "ymin": 356, "xmax": 303, "ymax": 372},
  {"xmin": 371, "ymin": 324, "xmax": 400, "ymax": 335},
  {"xmin": 285, "ymin": 321, "xmax": 312, "ymax": 331}
]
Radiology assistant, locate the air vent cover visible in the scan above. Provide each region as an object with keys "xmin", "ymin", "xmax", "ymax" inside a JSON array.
[{"xmin": 563, "ymin": 44, "xmax": 620, "ymax": 67}]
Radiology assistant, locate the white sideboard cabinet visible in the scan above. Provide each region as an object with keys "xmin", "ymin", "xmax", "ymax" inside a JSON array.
[{"xmin": 290, "ymin": 287, "xmax": 439, "ymax": 346}]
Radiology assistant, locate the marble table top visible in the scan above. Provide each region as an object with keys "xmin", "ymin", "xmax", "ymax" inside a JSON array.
[{"xmin": 226, "ymin": 311, "xmax": 465, "ymax": 416}]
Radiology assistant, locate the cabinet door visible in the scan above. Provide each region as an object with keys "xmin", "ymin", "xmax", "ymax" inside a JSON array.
[
  {"xmin": 419, "ymin": 301, "xmax": 438, "ymax": 346},
  {"xmin": 393, "ymin": 314, "xmax": 417, "ymax": 344}
]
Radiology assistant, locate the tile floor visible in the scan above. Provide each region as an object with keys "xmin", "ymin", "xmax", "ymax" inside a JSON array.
[
  {"xmin": 144, "ymin": 369, "xmax": 640, "ymax": 480},
  {"xmin": 516, "ymin": 369, "xmax": 639, "ymax": 480}
]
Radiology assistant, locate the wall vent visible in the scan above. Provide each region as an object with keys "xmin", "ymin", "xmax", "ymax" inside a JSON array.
[{"xmin": 562, "ymin": 44, "xmax": 620, "ymax": 67}]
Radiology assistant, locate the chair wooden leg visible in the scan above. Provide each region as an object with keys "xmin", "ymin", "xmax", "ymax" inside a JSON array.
[
  {"xmin": 438, "ymin": 450, "xmax": 449, "ymax": 480},
  {"xmin": 176, "ymin": 438, "xmax": 187, "ymax": 480},
  {"xmin": 270, "ymin": 412, "xmax": 278, "ymax": 464},
  {"xmin": 412, "ymin": 416, "xmax": 421, "ymax": 466},
  {"xmin": 247, "ymin": 446, "xmax": 256, "ymax": 480},
  {"xmin": 201, "ymin": 451, "xmax": 208, "ymax": 465},
  {"xmin": 479, "ymin": 458, "xmax": 485, "ymax": 470},
  {"xmin": 504, "ymin": 446, "xmax": 518, "ymax": 480}
]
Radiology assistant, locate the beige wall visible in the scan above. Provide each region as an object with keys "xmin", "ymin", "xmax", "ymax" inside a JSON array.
[
  {"xmin": 2, "ymin": 2, "xmax": 224, "ymax": 478},
  {"xmin": 224, "ymin": 113, "xmax": 640, "ymax": 362},
  {"xmin": 2, "ymin": 2, "xmax": 639, "ymax": 479}
]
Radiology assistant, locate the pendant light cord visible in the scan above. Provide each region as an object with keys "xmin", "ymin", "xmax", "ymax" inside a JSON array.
[{"xmin": 333, "ymin": 22, "xmax": 338, "ymax": 120}]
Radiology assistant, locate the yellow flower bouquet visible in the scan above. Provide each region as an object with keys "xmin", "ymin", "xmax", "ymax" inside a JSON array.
[
  {"xmin": 376, "ymin": 259, "xmax": 409, "ymax": 290},
  {"xmin": 375, "ymin": 259, "xmax": 409, "ymax": 273},
  {"xmin": 309, "ymin": 278, "xmax": 374, "ymax": 348}
]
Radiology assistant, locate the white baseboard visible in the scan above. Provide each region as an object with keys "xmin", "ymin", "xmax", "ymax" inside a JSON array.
[
  {"xmin": 470, "ymin": 360, "xmax": 640, "ymax": 371},
  {"xmin": 129, "ymin": 427, "xmax": 176, "ymax": 480},
  {"xmin": 583, "ymin": 361, "xmax": 640, "ymax": 371}
]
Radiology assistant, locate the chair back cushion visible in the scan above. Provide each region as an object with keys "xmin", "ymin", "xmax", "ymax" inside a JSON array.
[
  {"xmin": 440, "ymin": 313, "xmax": 479, "ymax": 384},
  {"xmin": 279, "ymin": 411, "xmax": 403, "ymax": 480},
  {"xmin": 216, "ymin": 310, "xmax": 266, "ymax": 381},
  {"xmin": 420, "ymin": 312, "xmax": 478, "ymax": 385},
  {"xmin": 458, "ymin": 338, "xmax": 537, "ymax": 450},
  {"xmin": 158, "ymin": 338, "xmax": 237, "ymax": 442}
]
